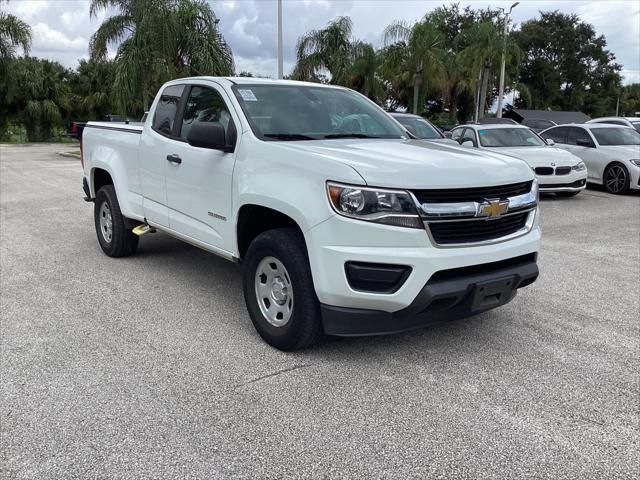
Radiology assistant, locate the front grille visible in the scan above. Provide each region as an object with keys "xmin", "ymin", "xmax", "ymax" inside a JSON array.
[
  {"xmin": 413, "ymin": 181, "xmax": 532, "ymax": 204},
  {"xmin": 535, "ymin": 167, "xmax": 553, "ymax": 175},
  {"xmin": 555, "ymin": 166, "xmax": 571, "ymax": 175},
  {"xmin": 539, "ymin": 179, "xmax": 586, "ymax": 189},
  {"xmin": 428, "ymin": 212, "xmax": 529, "ymax": 245}
]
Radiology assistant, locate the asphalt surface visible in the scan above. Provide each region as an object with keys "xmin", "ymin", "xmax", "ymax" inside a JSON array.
[{"xmin": 1, "ymin": 143, "xmax": 639, "ymax": 480}]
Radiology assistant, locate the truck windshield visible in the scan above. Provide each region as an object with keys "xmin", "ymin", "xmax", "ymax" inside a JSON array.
[
  {"xmin": 232, "ymin": 84, "xmax": 406, "ymax": 141},
  {"xmin": 590, "ymin": 127, "xmax": 640, "ymax": 145},
  {"xmin": 478, "ymin": 128, "xmax": 546, "ymax": 147}
]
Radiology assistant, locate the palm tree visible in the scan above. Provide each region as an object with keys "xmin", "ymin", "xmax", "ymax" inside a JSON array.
[
  {"xmin": 0, "ymin": 1, "xmax": 31, "ymax": 58},
  {"xmin": 89, "ymin": 0, "xmax": 233, "ymax": 113},
  {"xmin": 458, "ymin": 20, "xmax": 520, "ymax": 120},
  {"xmin": 347, "ymin": 41, "xmax": 383, "ymax": 101},
  {"xmin": 293, "ymin": 16, "xmax": 353, "ymax": 85},
  {"xmin": 383, "ymin": 20, "xmax": 445, "ymax": 114}
]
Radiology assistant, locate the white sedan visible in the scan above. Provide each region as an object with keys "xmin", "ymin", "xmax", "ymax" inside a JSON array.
[
  {"xmin": 540, "ymin": 123, "xmax": 640, "ymax": 194},
  {"xmin": 450, "ymin": 124, "xmax": 587, "ymax": 197}
]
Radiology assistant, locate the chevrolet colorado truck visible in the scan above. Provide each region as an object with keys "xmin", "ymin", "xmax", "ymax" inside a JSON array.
[{"xmin": 81, "ymin": 77, "xmax": 540, "ymax": 350}]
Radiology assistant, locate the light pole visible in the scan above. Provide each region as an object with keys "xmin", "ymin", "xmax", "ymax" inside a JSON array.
[
  {"xmin": 496, "ymin": 2, "xmax": 518, "ymax": 119},
  {"xmin": 277, "ymin": 0, "xmax": 283, "ymax": 79}
]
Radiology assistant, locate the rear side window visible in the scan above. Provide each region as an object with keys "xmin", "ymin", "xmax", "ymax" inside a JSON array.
[
  {"xmin": 179, "ymin": 86, "xmax": 234, "ymax": 141},
  {"xmin": 153, "ymin": 85, "xmax": 185, "ymax": 136},
  {"xmin": 541, "ymin": 126, "xmax": 568, "ymax": 143}
]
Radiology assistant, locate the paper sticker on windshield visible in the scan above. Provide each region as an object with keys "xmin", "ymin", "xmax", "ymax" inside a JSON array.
[{"xmin": 238, "ymin": 89, "xmax": 257, "ymax": 101}]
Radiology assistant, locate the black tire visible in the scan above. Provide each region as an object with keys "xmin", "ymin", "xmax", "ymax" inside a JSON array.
[
  {"xmin": 603, "ymin": 162, "xmax": 630, "ymax": 194},
  {"xmin": 556, "ymin": 191, "xmax": 580, "ymax": 197},
  {"xmin": 94, "ymin": 185, "xmax": 139, "ymax": 257},
  {"xmin": 242, "ymin": 228, "xmax": 323, "ymax": 350}
]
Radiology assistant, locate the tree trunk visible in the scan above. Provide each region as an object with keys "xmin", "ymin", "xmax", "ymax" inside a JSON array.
[
  {"xmin": 478, "ymin": 65, "xmax": 490, "ymax": 119},
  {"xmin": 412, "ymin": 75, "xmax": 421, "ymax": 114},
  {"xmin": 143, "ymin": 82, "xmax": 149, "ymax": 112}
]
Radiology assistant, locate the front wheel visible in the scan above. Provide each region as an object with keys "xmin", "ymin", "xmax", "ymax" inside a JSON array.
[
  {"xmin": 94, "ymin": 185, "xmax": 139, "ymax": 257},
  {"xmin": 242, "ymin": 228, "xmax": 323, "ymax": 350},
  {"xmin": 603, "ymin": 163, "xmax": 630, "ymax": 194}
]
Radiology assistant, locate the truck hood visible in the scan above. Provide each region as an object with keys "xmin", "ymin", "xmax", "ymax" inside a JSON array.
[
  {"xmin": 274, "ymin": 139, "xmax": 533, "ymax": 189},
  {"xmin": 483, "ymin": 146, "xmax": 582, "ymax": 167}
]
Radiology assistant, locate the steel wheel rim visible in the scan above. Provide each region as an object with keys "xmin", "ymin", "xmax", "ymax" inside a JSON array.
[
  {"xmin": 99, "ymin": 201, "xmax": 113, "ymax": 243},
  {"xmin": 254, "ymin": 256, "xmax": 294, "ymax": 327},
  {"xmin": 605, "ymin": 165, "xmax": 626, "ymax": 193}
]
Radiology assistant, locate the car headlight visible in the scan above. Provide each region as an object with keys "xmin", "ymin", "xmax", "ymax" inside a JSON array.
[
  {"xmin": 327, "ymin": 182, "xmax": 422, "ymax": 228},
  {"xmin": 572, "ymin": 161, "xmax": 587, "ymax": 172},
  {"xmin": 630, "ymin": 159, "xmax": 640, "ymax": 167}
]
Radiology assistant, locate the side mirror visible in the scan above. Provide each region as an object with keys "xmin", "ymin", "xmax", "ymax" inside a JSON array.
[
  {"xmin": 444, "ymin": 131, "xmax": 452, "ymax": 139},
  {"xmin": 575, "ymin": 139, "xmax": 594, "ymax": 148},
  {"xmin": 187, "ymin": 121, "xmax": 234, "ymax": 152},
  {"xmin": 461, "ymin": 140, "xmax": 475, "ymax": 148},
  {"xmin": 545, "ymin": 138, "xmax": 555, "ymax": 146}
]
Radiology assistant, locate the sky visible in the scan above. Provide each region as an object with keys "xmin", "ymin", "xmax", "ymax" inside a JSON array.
[{"xmin": 3, "ymin": 0, "xmax": 640, "ymax": 84}]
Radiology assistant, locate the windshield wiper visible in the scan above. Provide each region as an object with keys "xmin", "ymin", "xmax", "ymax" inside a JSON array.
[
  {"xmin": 323, "ymin": 133, "xmax": 375, "ymax": 139},
  {"xmin": 264, "ymin": 133, "xmax": 315, "ymax": 140}
]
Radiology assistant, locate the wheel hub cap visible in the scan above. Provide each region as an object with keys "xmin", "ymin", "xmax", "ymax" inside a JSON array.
[
  {"xmin": 99, "ymin": 202, "xmax": 113, "ymax": 243},
  {"xmin": 254, "ymin": 257, "xmax": 294, "ymax": 327}
]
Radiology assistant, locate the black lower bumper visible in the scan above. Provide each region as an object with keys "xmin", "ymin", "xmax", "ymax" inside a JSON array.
[{"xmin": 321, "ymin": 254, "xmax": 539, "ymax": 336}]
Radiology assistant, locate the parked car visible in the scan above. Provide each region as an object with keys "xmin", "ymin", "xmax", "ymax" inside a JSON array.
[
  {"xmin": 80, "ymin": 77, "xmax": 540, "ymax": 350},
  {"xmin": 586, "ymin": 117, "xmax": 640, "ymax": 133},
  {"xmin": 520, "ymin": 118, "xmax": 557, "ymax": 133},
  {"xmin": 388, "ymin": 112, "xmax": 456, "ymax": 144},
  {"xmin": 540, "ymin": 123, "xmax": 640, "ymax": 194},
  {"xmin": 450, "ymin": 124, "xmax": 587, "ymax": 197}
]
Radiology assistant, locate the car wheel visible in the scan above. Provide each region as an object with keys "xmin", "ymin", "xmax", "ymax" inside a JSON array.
[
  {"xmin": 94, "ymin": 185, "xmax": 139, "ymax": 257},
  {"xmin": 603, "ymin": 162, "xmax": 630, "ymax": 194},
  {"xmin": 556, "ymin": 191, "xmax": 580, "ymax": 197},
  {"xmin": 242, "ymin": 228, "xmax": 323, "ymax": 350}
]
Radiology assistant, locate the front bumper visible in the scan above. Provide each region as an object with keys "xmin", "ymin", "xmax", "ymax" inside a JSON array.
[
  {"xmin": 537, "ymin": 170, "xmax": 587, "ymax": 193},
  {"xmin": 305, "ymin": 210, "xmax": 541, "ymax": 313},
  {"xmin": 322, "ymin": 253, "xmax": 538, "ymax": 335}
]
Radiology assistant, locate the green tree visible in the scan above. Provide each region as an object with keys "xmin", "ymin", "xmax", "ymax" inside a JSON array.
[
  {"xmin": 1, "ymin": 57, "xmax": 72, "ymax": 141},
  {"xmin": 383, "ymin": 20, "xmax": 445, "ymax": 114},
  {"xmin": 513, "ymin": 11, "xmax": 622, "ymax": 115},
  {"xmin": 89, "ymin": 0, "xmax": 233, "ymax": 114},
  {"xmin": 69, "ymin": 59, "xmax": 116, "ymax": 120},
  {"xmin": 619, "ymin": 83, "xmax": 640, "ymax": 117},
  {"xmin": 0, "ymin": 0, "xmax": 31, "ymax": 58},
  {"xmin": 293, "ymin": 16, "xmax": 353, "ymax": 85}
]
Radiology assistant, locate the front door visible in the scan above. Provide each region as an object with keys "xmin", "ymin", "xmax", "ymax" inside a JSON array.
[{"xmin": 164, "ymin": 84, "xmax": 239, "ymax": 253}]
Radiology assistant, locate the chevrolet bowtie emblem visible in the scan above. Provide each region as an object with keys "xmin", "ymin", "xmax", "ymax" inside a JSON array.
[{"xmin": 477, "ymin": 199, "xmax": 509, "ymax": 219}]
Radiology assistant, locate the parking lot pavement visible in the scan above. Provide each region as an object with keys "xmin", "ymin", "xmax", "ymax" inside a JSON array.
[{"xmin": 1, "ymin": 143, "xmax": 638, "ymax": 479}]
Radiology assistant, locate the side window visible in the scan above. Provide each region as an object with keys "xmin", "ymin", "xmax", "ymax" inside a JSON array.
[
  {"xmin": 451, "ymin": 128, "xmax": 463, "ymax": 141},
  {"xmin": 461, "ymin": 128, "xmax": 477, "ymax": 146},
  {"xmin": 179, "ymin": 86, "xmax": 235, "ymax": 142},
  {"xmin": 567, "ymin": 127, "xmax": 594, "ymax": 146},
  {"xmin": 541, "ymin": 126, "xmax": 568, "ymax": 143},
  {"xmin": 153, "ymin": 84, "xmax": 185, "ymax": 136}
]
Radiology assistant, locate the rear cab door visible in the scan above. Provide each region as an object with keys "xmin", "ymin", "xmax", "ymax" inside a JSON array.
[
  {"xmin": 139, "ymin": 84, "xmax": 187, "ymax": 227},
  {"xmin": 164, "ymin": 80, "xmax": 241, "ymax": 254}
]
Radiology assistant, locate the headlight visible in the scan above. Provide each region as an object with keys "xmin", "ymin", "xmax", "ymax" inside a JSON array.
[
  {"xmin": 327, "ymin": 182, "xmax": 422, "ymax": 228},
  {"xmin": 572, "ymin": 161, "xmax": 587, "ymax": 171},
  {"xmin": 630, "ymin": 159, "xmax": 640, "ymax": 167}
]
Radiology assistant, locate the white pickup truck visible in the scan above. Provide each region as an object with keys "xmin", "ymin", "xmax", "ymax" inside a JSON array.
[{"xmin": 81, "ymin": 77, "xmax": 540, "ymax": 350}]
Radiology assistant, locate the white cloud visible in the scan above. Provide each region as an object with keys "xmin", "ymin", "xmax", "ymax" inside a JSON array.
[{"xmin": 31, "ymin": 23, "xmax": 87, "ymax": 52}]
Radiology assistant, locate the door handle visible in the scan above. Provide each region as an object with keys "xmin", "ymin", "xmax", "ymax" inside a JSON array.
[{"xmin": 166, "ymin": 154, "xmax": 182, "ymax": 164}]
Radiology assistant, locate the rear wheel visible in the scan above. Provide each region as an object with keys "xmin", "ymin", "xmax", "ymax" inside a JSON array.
[
  {"xmin": 94, "ymin": 185, "xmax": 139, "ymax": 257},
  {"xmin": 556, "ymin": 191, "xmax": 580, "ymax": 197},
  {"xmin": 603, "ymin": 163, "xmax": 630, "ymax": 194},
  {"xmin": 242, "ymin": 228, "xmax": 323, "ymax": 350}
]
